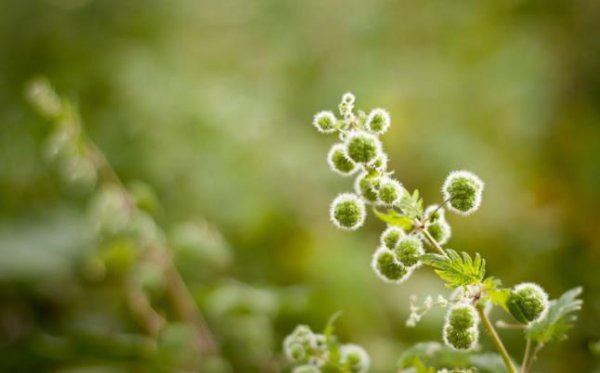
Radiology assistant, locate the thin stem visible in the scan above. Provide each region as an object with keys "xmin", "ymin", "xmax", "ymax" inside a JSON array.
[
  {"xmin": 477, "ymin": 305, "xmax": 518, "ymax": 373},
  {"xmin": 521, "ymin": 338, "xmax": 532, "ymax": 373},
  {"xmin": 124, "ymin": 277, "xmax": 166, "ymax": 337},
  {"xmin": 162, "ymin": 254, "xmax": 218, "ymax": 354},
  {"xmin": 424, "ymin": 197, "xmax": 452, "ymax": 224},
  {"xmin": 526, "ymin": 343, "xmax": 544, "ymax": 372},
  {"xmin": 416, "ymin": 219, "xmax": 448, "ymax": 257}
]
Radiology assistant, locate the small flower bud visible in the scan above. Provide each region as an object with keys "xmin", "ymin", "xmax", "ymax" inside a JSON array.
[
  {"xmin": 345, "ymin": 131, "xmax": 382, "ymax": 164},
  {"xmin": 313, "ymin": 111, "xmax": 337, "ymax": 134},
  {"xmin": 378, "ymin": 177, "xmax": 403, "ymax": 205},
  {"xmin": 394, "ymin": 235, "xmax": 424, "ymax": 267},
  {"xmin": 372, "ymin": 247, "xmax": 411, "ymax": 283},
  {"xmin": 380, "ymin": 226, "xmax": 405, "ymax": 250},
  {"xmin": 330, "ymin": 193, "xmax": 366, "ymax": 230},
  {"xmin": 340, "ymin": 344, "xmax": 370, "ymax": 373},
  {"xmin": 342, "ymin": 92, "xmax": 356, "ymax": 104},
  {"xmin": 507, "ymin": 283, "xmax": 549, "ymax": 324},
  {"xmin": 286, "ymin": 342, "xmax": 306, "ymax": 362},
  {"xmin": 365, "ymin": 108, "xmax": 391, "ymax": 134},
  {"xmin": 354, "ymin": 171, "xmax": 379, "ymax": 203},
  {"xmin": 327, "ymin": 143, "xmax": 357, "ymax": 176},
  {"xmin": 367, "ymin": 153, "xmax": 388, "ymax": 173},
  {"xmin": 442, "ymin": 171, "xmax": 484, "ymax": 215}
]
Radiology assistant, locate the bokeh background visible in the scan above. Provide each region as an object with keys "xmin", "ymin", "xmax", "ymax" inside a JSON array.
[{"xmin": 1, "ymin": 0, "xmax": 600, "ymax": 372}]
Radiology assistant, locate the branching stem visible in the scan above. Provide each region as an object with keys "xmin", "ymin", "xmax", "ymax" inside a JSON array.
[
  {"xmin": 416, "ymin": 219, "xmax": 448, "ymax": 257},
  {"xmin": 61, "ymin": 100, "xmax": 218, "ymax": 355}
]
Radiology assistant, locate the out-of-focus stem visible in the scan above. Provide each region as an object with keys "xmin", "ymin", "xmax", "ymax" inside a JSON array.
[{"xmin": 53, "ymin": 98, "xmax": 219, "ymax": 355}]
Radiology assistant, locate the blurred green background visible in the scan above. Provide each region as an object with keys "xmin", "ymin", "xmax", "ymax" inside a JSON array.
[{"xmin": 1, "ymin": 0, "xmax": 600, "ymax": 372}]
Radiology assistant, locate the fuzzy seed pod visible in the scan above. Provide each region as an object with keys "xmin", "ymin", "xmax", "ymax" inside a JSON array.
[
  {"xmin": 380, "ymin": 226, "xmax": 405, "ymax": 250},
  {"xmin": 378, "ymin": 177, "xmax": 403, "ymax": 205},
  {"xmin": 365, "ymin": 108, "xmax": 391, "ymax": 134},
  {"xmin": 507, "ymin": 283, "xmax": 549, "ymax": 324},
  {"xmin": 354, "ymin": 171, "xmax": 379, "ymax": 203},
  {"xmin": 313, "ymin": 111, "xmax": 337, "ymax": 134},
  {"xmin": 330, "ymin": 193, "xmax": 366, "ymax": 230},
  {"xmin": 423, "ymin": 205, "xmax": 452, "ymax": 245},
  {"xmin": 327, "ymin": 143, "xmax": 358, "ymax": 176},
  {"xmin": 372, "ymin": 247, "xmax": 411, "ymax": 283},
  {"xmin": 442, "ymin": 171, "xmax": 484, "ymax": 215},
  {"xmin": 443, "ymin": 325, "xmax": 478, "ymax": 351},
  {"xmin": 345, "ymin": 131, "xmax": 382, "ymax": 164},
  {"xmin": 442, "ymin": 303, "xmax": 479, "ymax": 351},
  {"xmin": 394, "ymin": 235, "xmax": 424, "ymax": 267},
  {"xmin": 340, "ymin": 344, "xmax": 370, "ymax": 373},
  {"xmin": 446, "ymin": 303, "xmax": 478, "ymax": 330}
]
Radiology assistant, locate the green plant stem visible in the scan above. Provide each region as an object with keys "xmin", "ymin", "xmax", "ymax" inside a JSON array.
[
  {"xmin": 521, "ymin": 338, "xmax": 532, "ymax": 373},
  {"xmin": 67, "ymin": 106, "xmax": 219, "ymax": 355},
  {"xmin": 417, "ymin": 219, "xmax": 448, "ymax": 257},
  {"xmin": 525, "ymin": 342, "xmax": 544, "ymax": 373},
  {"xmin": 477, "ymin": 305, "xmax": 518, "ymax": 373}
]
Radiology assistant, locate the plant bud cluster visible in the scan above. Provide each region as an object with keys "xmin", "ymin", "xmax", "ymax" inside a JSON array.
[
  {"xmin": 283, "ymin": 325, "xmax": 369, "ymax": 373},
  {"xmin": 313, "ymin": 94, "xmax": 485, "ymax": 284},
  {"xmin": 442, "ymin": 303, "xmax": 480, "ymax": 351}
]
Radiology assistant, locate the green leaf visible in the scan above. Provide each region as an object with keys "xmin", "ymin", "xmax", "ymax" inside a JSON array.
[
  {"xmin": 482, "ymin": 277, "xmax": 510, "ymax": 312},
  {"xmin": 372, "ymin": 208, "xmax": 414, "ymax": 230},
  {"xmin": 323, "ymin": 312, "xmax": 342, "ymax": 365},
  {"xmin": 420, "ymin": 249, "xmax": 485, "ymax": 288},
  {"xmin": 397, "ymin": 189, "xmax": 424, "ymax": 219},
  {"xmin": 323, "ymin": 311, "xmax": 343, "ymax": 341},
  {"xmin": 527, "ymin": 287, "xmax": 583, "ymax": 344}
]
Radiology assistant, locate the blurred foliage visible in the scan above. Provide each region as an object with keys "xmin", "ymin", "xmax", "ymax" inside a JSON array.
[{"xmin": 1, "ymin": 0, "xmax": 600, "ymax": 372}]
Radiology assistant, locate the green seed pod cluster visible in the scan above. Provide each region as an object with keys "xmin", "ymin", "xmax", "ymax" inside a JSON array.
[
  {"xmin": 330, "ymin": 193, "xmax": 366, "ymax": 230},
  {"xmin": 345, "ymin": 131, "xmax": 382, "ymax": 164},
  {"xmin": 380, "ymin": 226, "xmax": 405, "ymax": 250},
  {"xmin": 327, "ymin": 143, "xmax": 357, "ymax": 176},
  {"xmin": 371, "ymin": 246, "xmax": 411, "ymax": 283},
  {"xmin": 378, "ymin": 177, "xmax": 403, "ymax": 206},
  {"xmin": 283, "ymin": 323, "xmax": 370, "ymax": 373},
  {"xmin": 506, "ymin": 283, "xmax": 549, "ymax": 324},
  {"xmin": 394, "ymin": 235, "xmax": 424, "ymax": 267},
  {"xmin": 340, "ymin": 343, "xmax": 370, "ymax": 373},
  {"xmin": 313, "ymin": 111, "xmax": 338, "ymax": 134},
  {"xmin": 443, "ymin": 303, "xmax": 479, "ymax": 351},
  {"xmin": 423, "ymin": 204, "xmax": 452, "ymax": 245},
  {"xmin": 365, "ymin": 108, "xmax": 391, "ymax": 135},
  {"xmin": 442, "ymin": 171, "xmax": 484, "ymax": 215},
  {"xmin": 354, "ymin": 171, "xmax": 379, "ymax": 203}
]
